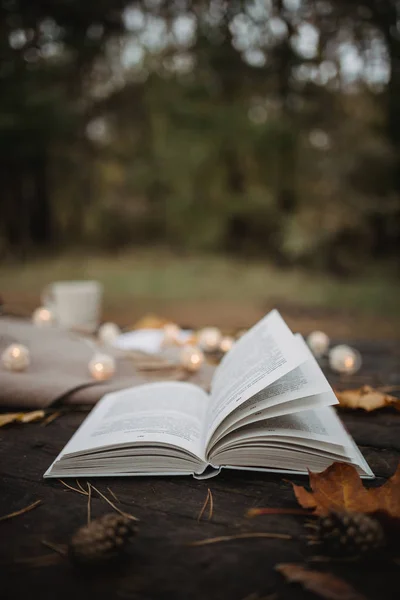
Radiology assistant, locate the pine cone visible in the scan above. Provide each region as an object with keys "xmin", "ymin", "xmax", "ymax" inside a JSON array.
[
  {"xmin": 308, "ymin": 511, "xmax": 386, "ymax": 558},
  {"xmin": 69, "ymin": 513, "xmax": 137, "ymax": 567}
]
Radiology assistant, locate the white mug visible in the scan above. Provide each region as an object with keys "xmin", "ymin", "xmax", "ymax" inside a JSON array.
[{"xmin": 42, "ymin": 280, "xmax": 103, "ymax": 333}]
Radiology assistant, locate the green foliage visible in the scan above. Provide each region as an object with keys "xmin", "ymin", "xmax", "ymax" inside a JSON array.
[{"xmin": 0, "ymin": 0, "xmax": 399, "ymax": 272}]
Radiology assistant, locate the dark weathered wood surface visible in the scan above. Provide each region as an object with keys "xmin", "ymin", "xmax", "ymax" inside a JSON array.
[{"xmin": 1, "ymin": 339, "xmax": 400, "ymax": 600}]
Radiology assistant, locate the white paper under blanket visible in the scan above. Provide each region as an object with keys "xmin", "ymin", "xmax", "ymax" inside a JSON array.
[{"xmin": 113, "ymin": 328, "xmax": 193, "ymax": 354}]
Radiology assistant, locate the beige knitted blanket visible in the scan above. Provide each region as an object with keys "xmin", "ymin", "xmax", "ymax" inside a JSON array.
[{"xmin": 0, "ymin": 317, "xmax": 212, "ymax": 409}]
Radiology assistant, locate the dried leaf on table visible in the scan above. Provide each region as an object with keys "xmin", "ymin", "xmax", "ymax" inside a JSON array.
[
  {"xmin": 0, "ymin": 413, "xmax": 20, "ymax": 427},
  {"xmin": 291, "ymin": 462, "xmax": 400, "ymax": 518},
  {"xmin": 19, "ymin": 410, "xmax": 46, "ymax": 423},
  {"xmin": 276, "ymin": 563, "xmax": 366, "ymax": 600},
  {"xmin": 131, "ymin": 314, "xmax": 170, "ymax": 330},
  {"xmin": 336, "ymin": 385, "xmax": 400, "ymax": 412},
  {"xmin": 0, "ymin": 409, "xmax": 45, "ymax": 427}
]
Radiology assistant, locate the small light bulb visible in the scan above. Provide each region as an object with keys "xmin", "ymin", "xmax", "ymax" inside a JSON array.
[
  {"xmin": 88, "ymin": 353, "xmax": 116, "ymax": 381},
  {"xmin": 197, "ymin": 327, "xmax": 222, "ymax": 352},
  {"xmin": 220, "ymin": 336, "xmax": 235, "ymax": 353},
  {"xmin": 2, "ymin": 343, "xmax": 30, "ymax": 372},
  {"xmin": 32, "ymin": 307, "xmax": 54, "ymax": 327},
  {"xmin": 307, "ymin": 330, "xmax": 330, "ymax": 357},
  {"xmin": 98, "ymin": 322, "xmax": 121, "ymax": 345},
  {"xmin": 162, "ymin": 323, "xmax": 181, "ymax": 346},
  {"xmin": 329, "ymin": 345, "xmax": 361, "ymax": 375},
  {"xmin": 180, "ymin": 345, "xmax": 205, "ymax": 373}
]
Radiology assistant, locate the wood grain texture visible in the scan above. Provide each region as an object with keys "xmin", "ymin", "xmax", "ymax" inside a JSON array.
[{"xmin": 1, "ymin": 338, "xmax": 399, "ymax": 600}]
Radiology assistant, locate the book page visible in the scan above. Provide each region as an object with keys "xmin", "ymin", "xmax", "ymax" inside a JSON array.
[
  {"xmin": 207, "ymin": 336, "xmax": 336, "ymax": 448},
  {"xmin": 210, "ymin": 407, "xmax": 349, "ymax": 459},
  {"xmin": 209, "ymin": 406, "xmax": 373, "ymax": 478},
  {"xmin": 205, "ymin": 310, "xmax": 308, "ymax": 444},
  {"xmin": 55, "ymin": 382, "xmax": 209, "ymax": 461}
]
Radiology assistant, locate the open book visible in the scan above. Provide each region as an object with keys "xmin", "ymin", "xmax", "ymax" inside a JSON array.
[{"xmin": 44, "ymin": 310, "xmax": 373, "ymax": 479}]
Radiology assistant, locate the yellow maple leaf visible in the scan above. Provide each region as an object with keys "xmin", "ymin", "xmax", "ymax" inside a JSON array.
[{"xmin": 336, "ymin": 385, "xmax": 400, "ymax": 412}]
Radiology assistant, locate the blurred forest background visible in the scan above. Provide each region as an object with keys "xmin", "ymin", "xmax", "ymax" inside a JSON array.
[{"xmin": 0, "ymin": 0, "xmax": 399, "ymax": 334}]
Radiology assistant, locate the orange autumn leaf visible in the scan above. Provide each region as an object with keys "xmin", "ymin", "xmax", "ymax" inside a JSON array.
[
  {"xmin": 336, "ymin": 385, "xmax": 400, "ymax": 412},
  {"xmin": 276, "ymin": 564, "xmax": 366, "ymax": 600},
  {"xmin": 131, "ymin": 314, "xmax": 170, "ymax": 330},
  {"xmin": 291, "ymin": 462, "xmax": 400, "ymax": 518}
]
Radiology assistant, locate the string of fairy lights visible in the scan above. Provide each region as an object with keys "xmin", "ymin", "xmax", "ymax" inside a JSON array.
[{"xmin": 1, "ymin": 306, "xmax": 362, "ymax": 379}]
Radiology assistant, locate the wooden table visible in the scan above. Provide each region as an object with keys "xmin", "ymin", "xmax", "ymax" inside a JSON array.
[{"xmin": 1, "ymin": 339, "xmax": 399, "ymax": 600}]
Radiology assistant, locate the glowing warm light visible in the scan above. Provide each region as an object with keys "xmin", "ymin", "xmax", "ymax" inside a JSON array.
[
  {"xmin": 180, "ymin": 345, "xmax": 204, "ymax": 372},
  {"xmin": 32, "ymin": 307, "xmax": 54, "ymax": 327},
  {"xmin": 344, "ymin": 356, "xmax": 355, "ymax": 369},
  {"xmin": 98, "ymin": 322, "xmax": 121, "ymax": 345},
  {"xmin": 329, "ymin": 345, "xmax": 361, "ymax": 375},
  {"xmin": 220, "ymin": 336, "xmax": 235, "ymax": 353},
  {"xmin": 2, "ymin": 343, "xmax": 30, "ymax": 372},
  {"xmin": 197, "ymin": 327, "xmax": 222, "ymax": 352},
  {"xmin": 88, "ymin": 353, "xmax": 116, "ymax": 381},
  {"xmin": 307, "ymin": 330, "xmax": 330, "ymax": 357},
  {"xmin": 162, "ymin": 323, "xmax": 181, "ymax": 346}
]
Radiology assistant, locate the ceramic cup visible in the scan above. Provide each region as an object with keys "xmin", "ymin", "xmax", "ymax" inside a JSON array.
[{"xmin": 42, "ymin": 280, "xmax": 102, "ymax": 333}]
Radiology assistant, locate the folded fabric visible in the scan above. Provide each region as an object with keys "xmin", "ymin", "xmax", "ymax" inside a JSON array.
[{"xmin": 0, "ymin": 317, "xmax": 212, "ymax": 409}]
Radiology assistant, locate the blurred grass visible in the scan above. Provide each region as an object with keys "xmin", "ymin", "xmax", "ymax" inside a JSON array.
[{"xmin": 1, "ymin": 249, "xmax": 399, "ymax": 318}]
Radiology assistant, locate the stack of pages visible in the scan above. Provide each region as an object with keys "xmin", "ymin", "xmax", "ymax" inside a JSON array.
[{"xmin": 45, "ymin": 310, "xmax": 373, "ymax": 479}]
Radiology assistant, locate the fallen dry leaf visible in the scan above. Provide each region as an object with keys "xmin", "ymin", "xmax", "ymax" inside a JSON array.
[
  {"xmin": 0, "ymin": 410, "xmax": 45, "ymax": 428},
  {"xmin": 336, "ymin": 385, "xmax": 400, "ymax": 412},
  {"xmin": 131, "ymin": 314, "xmax": 170, "ymax": 330},
  {"xmin": 0, "ymin": 413, "xmax": 20, "ymax": 427},
  {"xmin": 276, "ymin": 563, "xmax": 366, "ymax": 600},
  {"xmin": 291, "ymin": 462, "xmax": 400, "ymax": 518}
]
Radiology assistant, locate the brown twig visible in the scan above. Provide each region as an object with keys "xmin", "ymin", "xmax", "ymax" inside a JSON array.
[
  {"xmin": 41, "ymin": 540, "xmax": 68, "ymax": 558},
  {"xmin": 189, "ymin": 532, "xmax": 293, "ymax": 547},
  {"xmin": 11, "ymin": 554, "xmax": 63, "ymax": 568},
  {"xmin": 90, "ymin": 485, "xmax": 139, "ymax": 521},
  {"xmin": 247, "ymin": 507, "xmax": 312, "ymax": 518},
  {"xmin": 0, "ymin": 499, "xmax": 41, "ymax": 522},
  {"xmin": 59, "ymin": 479, "xmax": 88, "ymax": 496},
  {"xmin": 87, "ymin": 482, "xmax": 92, "ymax": 524}
]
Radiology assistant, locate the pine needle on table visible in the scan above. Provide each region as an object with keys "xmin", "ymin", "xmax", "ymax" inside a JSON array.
[
  {"xmin": 107, "ymin": 487, "xmax": 120, "ymax": 503},
  {"xmin": 247, "ymin": 507, "xmax": 311, "ymax": 518},
  {"xmin": 59, "ymin": 480, "xmax": 138, "ymax": 521},
  {"xmin": 197, "ymin": 488, "xmax": 213, "ymax": 521},
  {"xmin": 41, "ymin": 540, "xmax": 68, "ymax": 557},
  {"xmin": 41, "ymin": 411, "xmax": 62, "ymax": 427},
  {"xmin": 12, "ymin": 554, "xmax": 63, "ymax": 568},
  {"xmin": 90, "ymin": 485, "xmax": 139, "ymax": 521},
  {"xmin": 87, "ymin": 482, "xmax": 92, "ymax": 524},
  {"xmin": 189, "ymin": 532, "xmax": 293, "ymax": 547},
  {"xmin": 59, "ymin": 479, "xmax": 88, "ymax": 496},
  {"xmin": 0, "ymin": 499, "xmax": 42, "ymax": 522},
  {"xmin": 76, "ymin": 479, "xmax": 88, "ymax": 494}
]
